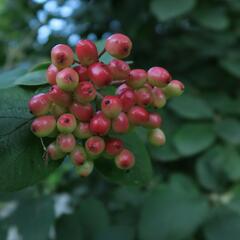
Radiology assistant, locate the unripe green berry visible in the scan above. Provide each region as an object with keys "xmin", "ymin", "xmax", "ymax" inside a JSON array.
[
  {"xmin": 76, "ymin": 161, "xmax": 94, "ymax": 177},
  {"xmin": 50, "ymin": 103, "xmax": 67, "ymax": 118},
  {"xmin": 148, "ymin": 128, "xmax": 166, "ymax": 146},
  {"xmin": 163, "ymin": 80, "xmax": 184, "ymax": 98}
]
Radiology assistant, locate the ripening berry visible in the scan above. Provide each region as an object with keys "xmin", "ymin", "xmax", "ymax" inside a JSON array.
[
  {"xmin": 108, "ymin": 59, "xmax": 130, "ymax": 80},
  {"xmin": 70, "ymin": 102, "xmax": 93, "ymax": 122},
  {"xmin": 31, "ymin": 115, "xmax": 56, "ymax": 137},
  {"xmin": 101, "ymin": 96, "xmax": 122, "ymax": 118},
  {"xmin": 47, "ymin": 142, "xmax": 65, "ymax": 160},
  {"xmin": 90, "ymin": 111, "xmax": 111, "ymax": 136},
  {"xmin": 76, "ymin": 40, "xmax": 98, "ymax": 66},
  {"xmin": 106, "ymin": 138, "xmax": 124, "ymax": 157},
  {"xmin": 135, "ymin": 87, "xmax": 152, "ymax": 107},
  {"xmin": 112, "ymin": 112, "xmax": 129, "ymax": 133},
  {"xmin": 70, "ymin": 145, "xmax": 87, "ymax": 166},
  {"xmin": 49, "ymin": 103, "xmax": 67, "ymax": 118},
  {"xmin": 145, "ymin": 113, "xmax": 162, "ymax": 128},
  {"xmin": 57, "ymin": 113, "xmax": 77, "ymax": 133},
  {"xmin": 49, "ymin": 85, "xmax": 72, "ymax": 107},
  {"xmin": 73, "ymin": 122, "xmax": 92, "ymax": 139},
  {"xmin": 88, "ymin": 62, "xmax": 113, "ymax": 87},
  {"xmin": 116, "ymin": 83, "xmax": 131, "ymax": 95},
  {"xmin": 105, "ymin": 33, "xmax": 132, "ymax": 59},
  {"xmin": 74, "ymin": 81, "xmax": 96, "ymax": 104},
  {"xmin": 46, "ymin": 64, "xmax": 58, "ymax": 85},
  {"xmin": 51, "ymin": 44, "xmax": 74, "ymax": 69},
  {"xmin": 147, "ymin": 67, "xmax": 171, "ymax": 88},
  {"xmin": 119, "ymin": 89, "xmax": 136, "ymax": 112},
  {"xmin": 29, "ymin": 93, "xmax": 51, "ymax": 116},
  {"xmin": 77, "ymin": 161, "xmax": 94, "ymax": 177},
  {"xmin": 128, "ymin": 106, "xmax": 149, "ymax": 125},
  {"xmin": 73, "ymin": 65, "xmax": 89, "ymax": 82},
  {"xmin": 163, "ymin": 80, "xmax": 184, "ymax": 97},
  {"xmin": 85, "ymin": 136, "xmax": 105, "ymax": 157},
  {"xmin": 152, "ymin": 87, "xmax": 166, "ymax": 108},
  {"xmin": 148, "ymin": 128, "xmax": 166, "ymax": 146},
  {"xmin": 127, "ymin": 69, "xmax": 147, "ymax": 89},
  {"xmin": 56, "ymin": 68, "xmax": 79, "ymax": 92},
  {"xmin": 57, "ymin": 133, "xmax": 76, "ymax": 153},
  {"xmin": 115, "ymin": 149, "xmax": 135, "ymax": 170}
]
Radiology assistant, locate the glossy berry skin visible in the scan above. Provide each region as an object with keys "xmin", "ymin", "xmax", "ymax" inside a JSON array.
[
  {"xmin": 152, "ymin": 87, "xmax": 166, "ymax": 108},
  {"xmin": 108, "ymin": 59, "xmax": 130, "ymax": 80},
  {"xmin": 127, "ymin": 69, "xmax": 147, "ymax": 89},
  {"xmin": 135, "ymin": 87, "xmax": 152, "ymax": 107},
  {"xmin": 119, "ymin": 89, "xmax": 136, "ymax": 112},
  {"xmin": 85, "ymin": 136, "xmax": 105, "ymax": 157},
  {"xmin": 90, "ymin": 111, "xmax": 111, "ymax": 136},
  {"xmin": 148, "ymin": 128, "xmax": 166, "ymax": 146},
  {"xmin": 70, "ymin": 102, "xmax": 93, "ymax": 122},
  {"xmin": 57, "ymin": 133, "xmax": 76, "ymax": 153},
  {"xmin": 74, "ymin": 81, "xmax": 96, "ymax": 104},
  {"xmin": 145, "ymin": 113, "xmax": 162, "ymax": 128},
  {"xmin": 147, "ymin": 67, "xmax": 171, "ymax": 88},
  {"xmin": 101, "ymin": 96, "xmax": 122, "ymax": 118},
  {"xmin": 47, "ymin": 142, "xmax": 65, "ymax": 160},
  {"xmin": 88, "ymin": 62, "xmax": 112, "ymax": 87},
  {"xmin": 56, "ymin": 68, "xmax": 79, "ymax": 92},
  {"xmin": 50, "ymin": 103, "xmax": 67, "ymax": 118},
  {"xmin": 29, "ymin": 93, "xmax": 51, "ymax": 116},
  {"xmin": 73, "ymin": 122, "xmax": 92, "ymax": 139},
  {"xmin": 31, "ymin": 115, "xmax": 56, "ymax": 137},
  {"xmin": 116, "ymin": 83, "xmax": 130, "ymax": 96},
  {"xmin": 70, "ymin": 145, "xmax": 87, "ymax": 166},
  {"xmin": 105, "ymin": 33, "xmax": 132, "ymax": 59},
  {"xmin": 128, "ymin": 106, "xmax": 149, "ymax": 125},
  {"xmin": 163, "ymin": 80, "xmax": 184, "ymax": 97},
  {"xmin": 49, "ymin": 85, "xmax": 72, "ymax": 107},
  {"xmin": 57, "ymin": 113, "xmax": 77, "ymax": 133},
  {"xmin": 76, "ymin": 40, "xmax": 98, "ymax": 66},
  {"xmin": 73, "ymin": 65, "xmax": 89, "ymax": 82},
  {"xmin": 46, "ymin": 64, "xmax": 58, "ymax": 85},
  {"xmin": 51, "ymin": 44, "xmax": 74, "ymax": 69},
  {"xmin": 106, "ymin": 138, "xmax": 124, "ymax": 157},
  {"xmin": 115, "ymin": 149, "xmax": 135, "ymax": 170},
  {"xmin": 77, "ymin": 161, "xmax": 94, "ymax": 177},
  {"xmin": 112, "ymin": 112, "xmax": 129, "ymax": 133}
]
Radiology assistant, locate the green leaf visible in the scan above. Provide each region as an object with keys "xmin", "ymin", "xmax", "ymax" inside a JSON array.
[
  {"xmin": 173, "ymin": 123, "xmax": 216, "ymax": 156},
  {"xmin": 30, "ymin": 62, "xmax": 50, "ymax": 72},
  {"xmin": 14, "ymin": 70, "xmax": 47, "ymax": 86},
  {"xmin": 215, "ymin": 118, "xmax": 240, "ymax": 145},
  {"xmin": 169, "ymin": 95, "xmax": 214, "ymax": 120},
  {"xmin": 139, "ymin": 175, "xmax": 208, "ymax": 240},
  {"xmin": 150, "ymin": 0, "xmax": 196, "ymax": 21},
  {"xmin": 0, "ymin": 87, "xmax": 61, "ymax": 192},
  {"xmin": 96, "ymin": 131, "xmax": 153, "ymax": 186},
  {"xmin": 95, "ymin": 40, "xmax": 113, "ymax": 64}
]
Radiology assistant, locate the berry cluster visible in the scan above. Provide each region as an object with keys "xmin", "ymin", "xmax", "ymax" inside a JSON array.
[{"xmin": 29, "ymin": 33, "xmax": 184, "ymax": 177}]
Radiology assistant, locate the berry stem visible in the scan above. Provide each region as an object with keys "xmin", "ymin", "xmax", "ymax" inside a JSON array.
[
  {"xmin": 98, "ymin": 48, "xmax": 106, "ymax": 58},
  {"xmin": 96, "ymin": 91, "xmax": 104, "ymax": 99},
  {"xmin": 125, "ymin": 60, "xmax": 134, "ymax": 65},
  {"xmin": 40, "ymin": 138, "xmax": 47, "ymax": 151},
  {"xmin": 111, "ymin": 80, "xmax": 126, "ymax": 85},
  {"xmin": 74, "ymin": 59, "xmax": 80, "ymax": 64}
]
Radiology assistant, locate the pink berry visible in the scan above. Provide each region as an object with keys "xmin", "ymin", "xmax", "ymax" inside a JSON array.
[
  {"xmin": 106, "ymin": 138, "xmax": 124, "ymax": 157},
  {"xmin": 119, "ymin": 89, "xmax": 136, "ymax": 112},
  {"xmin": 145, "ymin": 113, "xmax": 162, "ymax": 128},
  {"xmin": 90, "ymin": 111, "xmax": 111, "ymax": 136},
  {"xmin": 115, "ymin": 149, "xmax": 135, "ymax": 170},
  {"xmin": 135, "ymin": 87, "xmax": 152, "ymax": 107},
  {"xmin": 73, "ymin": 122, "xmax": 92, "ymax": 139},
  {"xmin": 47, "ymin": 142, "xmax": 65, "ymax": 160},
  {"xmin": 76, "ymin": 40, "xmax": 98, "ymax": 66},
  {"xmin": 57, "ymin": 113, "xmax": 77, "ymax": 133},
  {"xmin": 70, "ymin": 102, "xmax": 94, "ymax": 122},
  {"xmin": 46, "ymin": 64, "xmax": 58, "ymax": 85},
  {"xmin": 49, "ymin": 85, "xmax": 72, "ymax": 107},
  {"xmin": 85, "ymin": 136, "xmax": 105, "ymax": 157},
  {"xmin": 116, "ymin": 83, "xmax": 131, "ymax": 96},
  {"xmin": 73, "ymin": 65, "xmax": 89, "ymax": 82},
  {"xmin": 108, "ymin": 59, "xmax": 130, "ymax": 80},
  {"xmin": 77, "ymin": 161, "xmax": 94, "ymax": 177},
  {"xmin": 147, "ymin": 67, "xmax": 171, "ymax": 88},
  {"xmin": 112, "ymin": 112, "xmax": 129, "ymax": 133},
  {"xmin": 57, "ymin": 133, "xmax": 76, "ymax": 153},
  {"xmin": 163, "ymin": 80, "xmax": 184, "ymax": 97},
  {"xmin": 70, "ymin": 145, "xmax": 87, "ymax": 166},
  {"xmin": 148, "ymin": 128, "xmax": 166, "ymax": 146},
  {"xmin": 28, "ymin": 93, "xmax": 51, "ymax": 116},
  {"xmin": 74, "ymin": 81, "xmax": 96, "ymax": 104},
  {"xmin": 105, "ymin": 33, "xmax": 132, "ymax": 59},
  {"xmin": 128, "ymin": 106, "xmax": 149, "ymax": 125},
  {"xmin": 127, "ymin": 69, "xmax": 147, "ymax": 89},
  {"xmin": 152, "ymin": 87, "xmax": 166, "ymax": 108},
  {"xmin": 101, "ymin": 96, "xmax": 122, "ymax": 118}
]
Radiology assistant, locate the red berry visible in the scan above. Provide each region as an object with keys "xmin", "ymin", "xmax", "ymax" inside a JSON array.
[
  {"xmin": 145, "ymin": 113, "xmax": 162, "ymax": 128},
  {"xmin": 101, "ymin": 96, "xmax": 122, "ymax": 118},
  {"xmin": 105, "ymin": 33, "xmax": 132, "ymax": 59},
  {"xmin": 51, "ymin": 44, "xmax": 74, "ymax": 69},
  {"xmin": 77, "ymin": 161, "xmax": 94, "ymax": 177},
  {"xmin": 56, "ymin": 68, "xmax": 79, "ymax": 92},
  {"xmin": 28, "ymin": 93, "xmax": 51, "ymax": 116},
  {"xmin": 119, "ymin": 89, "xmax": 136, "ymax": 112},
  {"xmin": 163, "ymin": 80, "xmax": 184, "ymax": 97},
  {"xmin": 46, "ymin": 64, "xmax": 58, "ymax": 85},
  {"xmin": 116, "ymin": 83, "xmax": 131, "ymax": 96},
  {"xmin": 73, "ymin": 122, "xmax": 92, "ymax": 139},
  {"xmin": 88, "ymin": 62, "xmax": 112, "ymax": 87},
  {"xmin": 106, "ymin": 138, "xmax": 124, "ymax": 157},
  {"xmin": 147, "ymin": 67, "xmax": 171, "ymax": 88},
  {"xmin": 135, "ymin": 87, "xmax": 152, "ymax": 107},
  {"xmin": 128, "ymin": 106, "xmax": 149, "ymax": 125},
  {"xmin": 74, "ymin": 81, "xmax": 96, "ymax": 104},
  {"xmin": 90, "ymin": 111, "xmax": 111, "ymax": 136},
  {"xmin": 148, "ymin": 128, "xmax": 166, "ymax": 146},
  {"xmin": 73, "ymin": 65, "xmax": 89, "ymax": 82},
  {"xmin": 85, "ymin": 136, "xmax": 105, "ymax": 157},
  {"xmin": 152, "ymin": 87, "xmax": 166, "ymax": 108},
  {"xmin": 31, "ymin": 115, "xmax": 56, "ymax": 137},
  {"xmin": 49, "ymin": 85, "xmax": 72, "ymax": 107},
  {"xmin": 108, "ymin": 59, "xmax": 130, "ymax": 80},
  {"xmin": 57, "ymin": 113, "xmax": 77, "ymax": 133},
  {"xmin": 57, "ymin": 133, "xmax": 76, "ymax": 153},
  {"xmin": 112, "ymin": 112, "xmax": 129, "ymax": 133},
  {"xmin": 70, "ymin": 145, "xmax": 87, "ymax": 166},
  {"xmin": 76, "ymin": 40, "xmax": 98, "ymax": 66},
  {"xmin": 47, "ymin": 142, "xmax": 65, "ymax": 160},
  {"xmin": 115, "ymin": 149, "xmax": 135, "ymax": 170},
  {"xmin": 127, "ymin": 69, "xmax": 147, "ymax": 89},
  {"xmin": 70, "ymin": 102, "xmax": 93, "ymax": 122}
]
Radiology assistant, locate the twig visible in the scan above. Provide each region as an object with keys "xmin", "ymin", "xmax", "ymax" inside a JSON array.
[{"xmin": 98, "ymin": 48, "xmax": 106, "ymax": 58}]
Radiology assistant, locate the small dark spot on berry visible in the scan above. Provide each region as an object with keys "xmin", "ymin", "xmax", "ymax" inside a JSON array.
[
  {"xmin": 88, "ymin": 89, "xmax": 93, "ymax": 94},
  {"xmin": 64, "ymin": 118, "xmax": 70, "ymax": 123},
  {"xmin": 123, "ymin": 46, "xmax": 129, "ymax": 53},
  {"xmin": 105, "ymin": 100, "xmax": 110, "ymax": 105}
]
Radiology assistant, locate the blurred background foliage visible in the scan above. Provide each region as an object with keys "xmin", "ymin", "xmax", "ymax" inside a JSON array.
[{"xmin": 1, "ymin": 0, "xmax": 240, "ymax": 239}]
